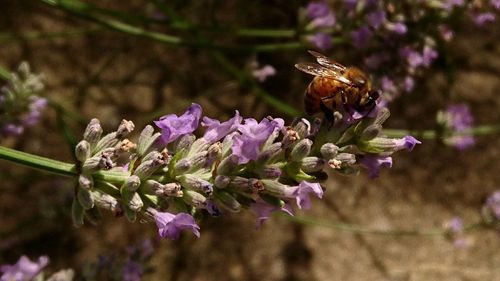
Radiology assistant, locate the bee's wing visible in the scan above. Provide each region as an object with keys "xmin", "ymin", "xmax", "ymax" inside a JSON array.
[
  {"xmin": 295, "ymin": 62, "xmax": 353, "ymax": 86},
  {"xmin": 307, "ymin": 50, "xmax": 347, "ymax": 73}
]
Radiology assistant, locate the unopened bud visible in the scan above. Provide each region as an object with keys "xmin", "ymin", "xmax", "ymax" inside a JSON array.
[
  {"xmin": 78, "ymin": 174, "xmax": 94, "ymax": 190},
  {"xmin": 360, "ymin": 124, "xmax": 382, "ymax": 141},
  {"xmin": 126, "ymin": 192, "xmax": 143, "ymax": 212},
  {"xmin": 216, "ymin": 191, "xmax": 241, "ymax": 212},
  {"xmin": 83, "ymin": 118, "xmax": 102, "ymax": 149},
  {"xmin": 207, "ymin": 142, "xmax": 222, "ymax": 164},
  {"xmin": 217, "ymin": 155, "xmax": 239, "ymax": 175},
  {"xmin": 174, "ymin": 158, "xmax": 192, "ymax": 174},
  {"xmin": 137, "ymin": 125, "xmax": 161, "ymax": 155},
  {"xmin": 122, "ymin": 175, "xmax": 141, "ymax": 192},
  {"xmin": 75, "ymin": 140, "xmax": 90, "ymax": 162},
  {"xmin": 116, "ymin": 119, "xmax": 135, "ymax": 139},
  {"xmin": 256, "ymin": 142, "xmax": 282, "ymax": 164},
  {"xmin": 320, "ymin": 143, "xmax": 339, "ymax": 159},
  {"xmin": 293, "ymin": 118, "xmax": 311, "ymax": 139},
  {"xmin": 256, "ymin": 165, "xmax": 282, "ymax": 179},
  {"xmin": 328, "ymin": 153, "xmax": 356, "ymax": 169},
  {"xmin": 77, "ymin": 187, "xmax": 94, "ymax": 210},
  {"xmin": 92, "ymin": 191, "xmax": 121, "ymax": 213},
  {"xmin": 214, "ymin": 175, "xmax": 231, "ymax": 189},
  {"xmin": 93, "ymin": 132, "xmax": 119, "ymax": 154},
  {"xmin": 134, "ymin": 152, "xmax": 165, "ymax": 179},
  {"xmin": 182, "ymin": 190, "xmax": 207, "ymax": 209},
  {"xmin": 290, "ymin": 139, "xmax": 312, "ymax": 161},
  {"xmin": 374, "ymin": 107, "xmax": 390, "ymax": 126},
  {"xmin": 118, "ymin": 139, "xmax": 136, "ymax": 153},
  {"xmin": 261, "ymin": 179, "xmax": 298, "ymax": 199},
  {"xmin": 173, "ymin": 134, "xmax": 196, "ymax": 153},
  {"xmin": 144, "ymin": 180, "xmax": 183, "ymax": 197},
  {"xmin": 229, "ymin": 177, "xmax": 264, "ymax": 193},
  {"xmin": 177, "ymin": 174, "xmax": 213, "ymax": 195},
  {"xmin": 301, "ymin": 157, "xmax": 325, "ymax": 173},
  {"xmin": 189, "ymin": 138, "xmax": 209, "ymax": 155}
]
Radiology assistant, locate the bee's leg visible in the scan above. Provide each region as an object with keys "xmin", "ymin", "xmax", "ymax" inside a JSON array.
[{"xmin": 320, "ymin": 95, "xmax": 336, "ymax": 125}]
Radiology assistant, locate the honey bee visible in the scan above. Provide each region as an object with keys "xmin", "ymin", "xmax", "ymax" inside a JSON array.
[{"xmin": 295, "ymin": 51, "xmax": 379, "ymax": 117}]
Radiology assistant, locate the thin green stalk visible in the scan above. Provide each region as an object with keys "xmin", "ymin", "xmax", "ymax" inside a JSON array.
[
  {"xmin": 39, "ymin": 0, "xmax": 305, "ymax": 52},
  {"xmin": 383, "ymin": 125, "xmax": 500, "ymax": 139},
  {"xmin": 285, "ymin": 214, "xmax": 489, "ymax": 236},
  {"xmin": 0, "ymin": 146, "xmax": 76, "ymax": 177}
]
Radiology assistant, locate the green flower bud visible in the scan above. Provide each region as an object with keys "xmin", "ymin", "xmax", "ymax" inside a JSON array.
[
  {"xmin": 75, "ymin": 140, "xmax": 91, "ymax": 162},
  {"xmin": 137, "ymin": 125, "xmax": 161, "ymax": 156},
  {"xmin": 77, "ymin": 187, "xmax": 94, "ymax": 210},
  {"xmin": 182, "ymin": 189, "xmax": 207, "ymax": 209},
  {"xmin": 217, "ymin": 155, "xmax": 239, "ymax": 175},
  {"xmin": 215, "ymin": 191, "xmax": 241, "ymax": 212},
  {"xmin": 78, "ymin": 174, "xmax": 93, "ymax": 190},
  {"xmin": 360, "ymin": 124, "xmax": 382, "ymax": 141},
  {"xmin": 214, "ymin": 175, "xmax": 231, "ymax": 189},
  {"xmin": 173, "ymin": 134, "xmax": 196, "ymax": 153},
  {"xmin": 116, "ymin": 119, "xmax": 135, "ymax": 139},
  {"xmin": 83, "ymin": 118, "xmax": 102, "ymax": 150},
  {"xmin": 261, "ymin": 179, "xmax": 298, "ymax": 199},
  {"xmin": 93, "ymin": 132, "xmax": 119, "ymax": 154},
  {"xmin": 320, "ymin": 143, "xmax": 339, "ymax": 159},
  {"xmin": 290, "ymin": 139, "xmax": 312, "ymax": 161},
  {"xmin": 301, "ymin": 157, "xmax": 325, "ymax": 173}
]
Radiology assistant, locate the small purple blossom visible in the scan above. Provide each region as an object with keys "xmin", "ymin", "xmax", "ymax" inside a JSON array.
[
  {"xmin": 385, "ymin": 22, "xmax": 408, "ymax": 35},
  {"xmin": 232, "ymin": 117, "xmax": 284, "ymax": 164},
  {"xmin": 359, "ymin": 155, "xmax": 393, "ymax": 178},
  {"xmin": 492, "ymin": 0, "xmax": 500, "ymax": 10},
  {"xmin": 310, "ymin": 13, "xmax": 336, "ymax": 28},
  {"xmin": 251, "ymin": 200, "xmax": 294, "ymax": 227},
  {"xmin": 485, "ymin": 191, "xmax": 500, "ymax": 220},
  {"xmin": 308, "ymin": 33, "xmax": 333, "ymax": 51},
  {"xmin": 447, "ymin": 217, "xmax": 464, "ymax": 233},
  {"xmin": 122, "ymin": 261, "xmax": 143, "ymax": 281},
  {"xmin": 442, "ymin": 0, "xmax": 465, "ymax": 11},
  {"xmin": 153, "ymin": 210, "xmax": 200, "ymax": 240},
  {"xmin": 154, "ymin": 103, "xmax": 202, "ymax": 144},
  {"xmin": 393, "ymin": 135, "xmax": 421, "ymax": 151},
  {"xmin": 252, "ymin": 65, "xmax": 277, "ymax": 82},
  {"xmin": 202, "ymin": 111, "xmax": 241, "ymax": 143},
  {"xmin": 403, "ymin": 76, "xmax": 415, "ymax": 92},
  {"xmin": 0, "ymin": 255, "xmax": 49, "ymax": 281},
  {"xmin": 366, "ymin": 10, "xmax": 386, "ymax": 29},
  {"xmin": 400, "ymin": 46, "xmax": 424, "ymax": 68},
  {"xmin": 422, "ymin": 46, "xmax": 438, "ymax": 67},
  {"xmin": 1, "ymin": 123, "xmax": 24, "ymax": 136},
  {"xmin": 306, "ymin": 1, "xmax": 330, "ymax": 19},
  {"xmin": 295, "ymin": 181, "xmax": 323, "ymax": 209},
  {"xmin": 443, "ymin": 104, "xmax": 475, "ymax": 150},
  {"xmin": 351, "ymin": 26, "xmax": 373, "ymax": 49},
  {"xmin": 381, "ymin": 76, "xmax": 397, "ymax": 95},
  {"xmin": 473, "ymin": 12, "xmax": 496, "ymax": 26}
]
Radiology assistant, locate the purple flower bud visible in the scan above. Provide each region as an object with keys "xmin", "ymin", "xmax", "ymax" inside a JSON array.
[
  {"xmin": 251, "ymin": 200, "xmax": 294, "ymax": 227},
  {"xmin": 154, "ymin": 103, "xmax": 202, "ymax": 144},
  {"xmin": 310, "ymin": 13, "xmax": 336, "ymax": 28},
  {"xmin": 385, "ymin": 22, "xmax": 407, "ymax": 34},
  {"xmin": 366, "ymin": 10, "xmax": 386, "ymax": 29},
  {"xmin": 359, "ymin": 155, "xmax": 392, "ymax": 178},
  {"xmin": 295, "ymin": 181, "xmax": 323, "ymax": 209},
  {"xmin": 0, "ymin": 256, "xmax": 49, "ymax": 281},
  {"xmin": 440, "ymin": 104, "xmax": 475, "ymax": 150},
  {"xmin": 152, "ymin": 210, "xmax": 200, "ymax": 240},
  {"xmin": 422, "ymin": 46, "xmax": 438, "ymax": 67},
  {"xmin": 473, "ymin": 12, "xmax": 496, "ymax": 26},
  {"xmin": 403, "ymin": 76, "xmax": 415, "ymax": 92},
  {"xmin": 202, "ymin": 111, "xmax": 242, "ymax": 143},
  {"xmin": 2, "ymin": 123, "xmax": 24, "ymax": 136},
  {"xmin": 177, "ymin": 174, "xmax": 213, "ymax": 195},
  {"xmin": 262, "ymin": 180, "xmax": 299, "ymax": 199},
  {"xmin": 307, "ymin": 33, "xmax": 333, "ymax": 51},
  {"xmin": 351, "ymin": 26, "xmax": 373, "ymax": 49},
  {"xmin": 306, "ymin": 1, "xmax": 330, "ymax": 19},
  {"xmin": 252, "ymin": 65, "xmax": 277, "ymax": 82},
  {"xmin": 393, "ymin": 135, "xmax": 421, "ymax": 151},
  {"xmin": 491, "ymin": 0, "xmax": 500, "ymax": 10},
  {"xmin": 232, "ymin": 117, "xmax": 284, "ymax": 164}
]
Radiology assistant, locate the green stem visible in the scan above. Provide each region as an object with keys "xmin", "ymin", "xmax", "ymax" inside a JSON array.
[
  {"xmin": 39, "ymin": 0, "xmax": 305, "ymax": 52},
  {"xmin": 0, "ymin": 146, "xmax": 76, "ymax": 177},
  {"xmin": 383, "ymin": 125, "xmax": 500, "ymax": 139},
  {"xmin": 285, "ymin": 214, "xmax": 489, "ymax": 236}
]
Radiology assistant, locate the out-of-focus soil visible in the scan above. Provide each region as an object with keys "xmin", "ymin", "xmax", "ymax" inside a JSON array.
[{"xmin": 1, "ymin": 2, "xmax": 499, "ymax": 281}]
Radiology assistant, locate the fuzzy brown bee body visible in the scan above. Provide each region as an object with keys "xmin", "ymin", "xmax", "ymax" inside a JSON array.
[{"xmin": 296, "ymin": 51, "xmax": 379, "ymax": 116}]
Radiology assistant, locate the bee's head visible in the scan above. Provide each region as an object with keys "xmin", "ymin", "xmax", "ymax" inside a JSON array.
[{"xmin": 358, "ymin": 90, "xmax": 380, "ymax": 110}]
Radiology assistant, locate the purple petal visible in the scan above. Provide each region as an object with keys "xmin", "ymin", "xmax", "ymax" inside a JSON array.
[
  {"xmin": 296, "ymin": 181, "xmax": 323, "ymax": 209},
  {"xmin": 351, "ymin": 26, "xmax": 373, "ymax": 49},
  {"xmin": 0, "ymin": 255, "xmax": 49, "ymax": 281},
  {"xmin": 251, "ymin": 200, "xmax": 294, "ymax": 227},
  {"xmin": 252, "ymin": 65, "xmax": 277, "ymax": 82},
  {"xmin": 394, "ymin": 135, "xmax": 421, "ymax": 151},
  {"xmin": 307, "ymin": 33, "xmax": 333, "ymax": 51},
  {"xmin": 359, "ymin": 155, "xmax": 393, "ymax": 178},
  {"xmin": 473, "ymin": 12, "xmax": 496, "ymax": 26},
  {"xmin": 154, "ymin": 103, "xmax": 202, "ymax": 144},
  {"xmin": 202, "ymin": 111, "xmax": 242, "ymax": 143},
  {"xmin": 154, "ymin": 211, "xmax": 200, "ymax": 240},
  {"xmin": 306, "ymin": 1, "xmax": 330, "ymax": 19},
  {"xmin": 366, "ymin": 10, "xmax": 386, "ymax": 29}
]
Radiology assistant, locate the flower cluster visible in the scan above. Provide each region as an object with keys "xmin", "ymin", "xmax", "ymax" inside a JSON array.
[
  {"xmin": 0, "ymin": 62, "xmax": 47, "ymax": 137},
  {"xmin": 71, "ymin": 101, "xmax": 419, "ymax": 240},
  {"xmin": 299, "ymin": 0, "xmax": 499, "ymax": 99},
  {"xmin": 0, "ymin": 255, "xmax": 74, "ymax": 281},
  {"xmin": 437, "ymin": 103, "xmax": 475, "ymax": 150}
]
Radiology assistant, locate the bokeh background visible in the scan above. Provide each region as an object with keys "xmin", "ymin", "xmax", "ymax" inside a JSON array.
[{"xmin": 1, "ymin": 1, "xmax": 499, "ymax": 280}]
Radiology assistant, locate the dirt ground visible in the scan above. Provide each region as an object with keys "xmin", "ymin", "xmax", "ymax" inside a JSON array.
[{"xmin": 1, "ymin": 1, "xmax": 499, "ymax": 281}]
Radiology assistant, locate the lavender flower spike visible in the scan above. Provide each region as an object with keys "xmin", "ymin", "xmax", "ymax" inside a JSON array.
[
  {"xmin": 152, "ymin": 209, "xmax": 200, "ymax": 240},
  {"xmin": 0, "ymin": 255, "xmax": 49, "ymax": 281},
  {"xmin": 154, "ymin": 103, "xmax": 202, "ymax": 144},
  {"xmin": 202, "ymin": 111, "xmax": 242, "ymax": 143}
]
